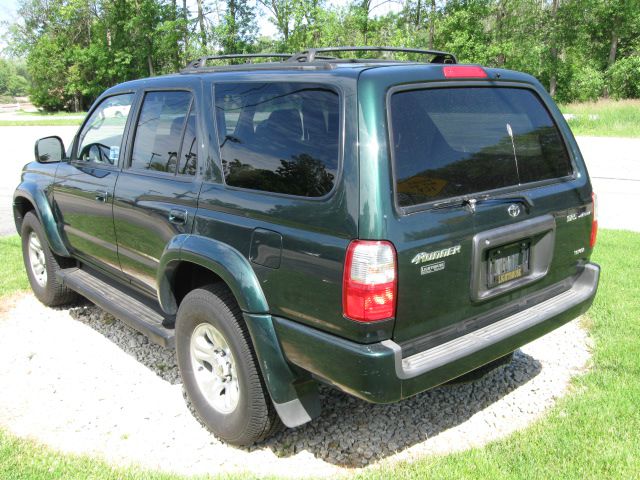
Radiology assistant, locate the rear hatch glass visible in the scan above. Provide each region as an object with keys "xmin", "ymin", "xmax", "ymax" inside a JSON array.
[{"xmin": 389, "ymin": 87, "xmax": 573, "ymax": 208}]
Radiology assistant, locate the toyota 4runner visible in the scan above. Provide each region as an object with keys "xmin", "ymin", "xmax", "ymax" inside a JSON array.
[{"xmin": 14, "ymin": 47, "xmax": 600, "ymax": 446}]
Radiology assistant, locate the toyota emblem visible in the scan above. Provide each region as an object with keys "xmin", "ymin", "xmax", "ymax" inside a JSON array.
[{"xmin": 507, "ymin": 204, "xmax": 521, "ymax": 217}]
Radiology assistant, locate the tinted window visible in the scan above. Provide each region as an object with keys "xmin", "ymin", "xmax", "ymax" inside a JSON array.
[
  {"xmin": 389, "ymin": 87, "xmax": 573, "ymax": 208},
  {"xmin": 130, "ymin": 91, "xmax": 193, "ymax": 174},
  {"xmin": 178, "ymin": 106, "xmax": 197, "ymax": 176},
  {"xmin": 77, "ymin": 93, "xmax": 134, "ymax": 164},
  {"xmin": 215, "ymin": 82, "xmax": 339, "ymax": 197}
]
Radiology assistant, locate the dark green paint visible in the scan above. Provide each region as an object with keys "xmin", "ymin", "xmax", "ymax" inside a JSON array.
[
  {"xmin": 13, "ymin": 162, "xmax": 70, "ymax": 257},
  {"xmin": 243, "ymin": 312, "xmax": 316, "ymax": 405},
  {"xmin": 14, "ymin": 61, "xmax": 599, "ymax": 417},
  {"xmin": 357, "ymin": 67, "xmax": 594, "ymax": 343}
]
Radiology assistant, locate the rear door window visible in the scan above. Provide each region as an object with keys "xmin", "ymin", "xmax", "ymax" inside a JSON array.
[
  {"xmin": 389, "ymin": 87, "xmax": 573, "ymax": 208},
  {"xmin": 130, "ymin": 91, "xmax": 193, "ymax": 174},
  {"xmin": 214, "ymin": 82, "xmax": 340, "ymax": 197}
]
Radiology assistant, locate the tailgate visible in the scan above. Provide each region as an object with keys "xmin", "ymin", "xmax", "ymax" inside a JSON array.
[{"xmin": 385, "ymin": 84, "xmax": 594, "ymax": 344}]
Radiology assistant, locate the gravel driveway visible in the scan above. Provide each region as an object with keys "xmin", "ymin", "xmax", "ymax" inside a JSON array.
[{"xmin": 0, "ymin": 293, "xmax": 591, "ymax": 477}]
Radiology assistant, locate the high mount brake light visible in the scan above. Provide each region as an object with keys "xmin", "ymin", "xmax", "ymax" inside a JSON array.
[
  {"xmin": 590, "ymin": 191, "xmax": 598, "ymax": 248},
  {"xmin": 343, "ymin": 240, "xmax": 397, "ymax": 322},
  {"xmin": 443, "ymin": 65, "xmax": 488, "ymax": 79}
]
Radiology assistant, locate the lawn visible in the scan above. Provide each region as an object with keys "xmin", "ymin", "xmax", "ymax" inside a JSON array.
[
  {"xmin": 560, "ymin": 99, "xmax": 640, "ymax": 138},
  {"xmin": 0, "ymin": 230, "xmax": 638, "ymax": 479},
  {"xmin": 0, "ymin": 119, "xmax": 84, "ymax": 127},
  {"xmin": 0, "ymin": 110, "xmax": 85, "ymax": 127}
]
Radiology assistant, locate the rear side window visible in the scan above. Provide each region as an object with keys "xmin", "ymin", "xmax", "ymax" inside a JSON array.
[
  {"xmin": 214, "ymin": 82, "xmax": 339, "ymax": 197},
  {"xmin": 130, "ymin": 91, "xmax": 194, "ymax": 174},
  {"xmin": 389, "ymin": 87, "xmax": 573, "ymax": 208}
]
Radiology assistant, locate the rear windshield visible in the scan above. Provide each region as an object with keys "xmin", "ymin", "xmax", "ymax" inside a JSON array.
[{"xmin": 389, "ymin": 87, "xmax": 573, "ymax": 208}]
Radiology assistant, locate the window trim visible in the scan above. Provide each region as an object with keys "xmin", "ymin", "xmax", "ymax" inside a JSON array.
[
  {"xmin": 211, "ymin": 81, "xmax": 345, "ymax": 201},
  {"xmin": 71, "ymin": 91, "xmax": 137, "ymax": 169},
  {"xmin": 125, "ymin": 88, "xmax": 198, "ymax": 179},
  {"xmin": 385, "ymin": 82, "xmax": 578, "ymax": 216}
]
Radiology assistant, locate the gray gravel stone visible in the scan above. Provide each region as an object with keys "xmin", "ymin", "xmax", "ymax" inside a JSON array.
[{"xmin": 0, "ymin": 294, "xmax": 591, "ymax": 477}]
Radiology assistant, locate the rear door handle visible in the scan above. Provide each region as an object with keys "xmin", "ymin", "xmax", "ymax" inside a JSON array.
[
  {"xmin": 95, "ymin": 190, "xmax": 109, "ymax": 202},
  {"xmin": 168, "ymin": 209, "xmax": 188, "ymax": 225}
]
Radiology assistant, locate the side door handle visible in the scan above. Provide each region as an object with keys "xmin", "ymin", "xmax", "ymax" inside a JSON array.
[
  {"xmin": 168, "ymin": 209, "xmax": 188, "ymax": 225},
  {"xmin": 95, "ymin": 190, "xmax": 109, "ymax": 202}
]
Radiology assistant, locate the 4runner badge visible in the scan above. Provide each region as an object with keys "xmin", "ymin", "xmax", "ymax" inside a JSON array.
[{"xmin": 411, "ymin": 245, "xmax": 461, "ymax": 265}]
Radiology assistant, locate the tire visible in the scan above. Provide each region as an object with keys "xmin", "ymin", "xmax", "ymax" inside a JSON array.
[
  {"xmin": 21, "ymin": 211, "xmax": 77, "ymax": 306},
  {"xmin": 176, "ymin": 284, "xmax": 281, "ymax": 445}
]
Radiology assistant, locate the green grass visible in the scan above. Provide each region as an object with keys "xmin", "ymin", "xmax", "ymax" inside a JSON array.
[
  {"xmin": 0, "ymin": 236, "xmax": 29, "ymax": 297},
  {"xmin": 360, "ymin": 229, "xmax": 640, "ymax": 479},
  {"xmin": 15, "ymin": 111, "xmax": 87, "ymax": 117},
  {"xmin": 0, "ymin": 230, "xmax": 639, "ymax": 479},
  {"xmin": 560, "ymin": 99, "xmax": 640, "ymax": 138},
  {"xmin": 0, "ymin": 119, "xmax": 84, "ymax": 126}
]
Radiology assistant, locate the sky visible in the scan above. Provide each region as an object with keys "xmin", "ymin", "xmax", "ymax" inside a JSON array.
[{"xmin": 0, "ymin": 0, "xmax": 403, "ymax": 51}]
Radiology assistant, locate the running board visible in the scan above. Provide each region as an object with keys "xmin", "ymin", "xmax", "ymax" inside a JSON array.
[{"xmin": 57, "ymin": 268, "xmax": 175, "ymax": 348}]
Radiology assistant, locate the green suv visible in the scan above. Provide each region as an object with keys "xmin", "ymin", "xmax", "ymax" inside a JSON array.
[{"xmin": 13, "ymin": 47, "xmax": 600, "ymax": 446}]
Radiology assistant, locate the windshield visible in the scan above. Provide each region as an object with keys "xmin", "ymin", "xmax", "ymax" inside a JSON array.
[{"xmin": 389, "ymin": 87, "xmax": 573, "ymax": 208}]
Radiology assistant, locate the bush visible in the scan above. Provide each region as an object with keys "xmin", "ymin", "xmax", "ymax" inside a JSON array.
[
  {"xmin": 565, "ymin": 65, "xmax": 605, "ymax": 103},
  {"xmin": 606, "ymin": 55, "xmax": 640, "ymax": 99}
]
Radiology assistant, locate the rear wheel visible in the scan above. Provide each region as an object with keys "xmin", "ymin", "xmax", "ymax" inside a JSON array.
[
  {"xmin": 175, "ymin": 284, "xmax": 281, "ymax": 445},
  {"xmin": 21, "ymin": 211, "xmax": 77, "ymax": 306}
]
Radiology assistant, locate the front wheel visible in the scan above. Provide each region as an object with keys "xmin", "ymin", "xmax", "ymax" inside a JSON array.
[
  {"xmin": 175, "ymin": 284, "xmax": 281, "ymax": 445},
  {"xmin": 21, "ymin": 211, "xmax": 77, "ymax": 306}
]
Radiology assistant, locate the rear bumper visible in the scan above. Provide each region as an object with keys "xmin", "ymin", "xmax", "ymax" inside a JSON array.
[{"xmin": 273, "ymin": 262, "xmax": 599, "ymax": 403}]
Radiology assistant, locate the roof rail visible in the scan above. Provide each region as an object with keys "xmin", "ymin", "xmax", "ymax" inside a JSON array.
[
  {"xmin": 184, "ymin": 53, "xmax": 292, "ymax": 70},
  {"xmin": 181, "ymin": 46, "xmax": 457, "ymax": 73},
  {"xmin": 288, "ymin": 46, "xmax": 457, "ymax": 64}
]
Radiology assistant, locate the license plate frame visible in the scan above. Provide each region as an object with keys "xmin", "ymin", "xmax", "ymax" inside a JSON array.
[{"xmin": 487, "ymin": 241, "xmax": 531, "ymax": 288}]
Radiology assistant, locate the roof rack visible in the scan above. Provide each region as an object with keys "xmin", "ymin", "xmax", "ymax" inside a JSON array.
[
  {"xmin": 288, "ymin": 46, "xmax": 457, "ymax": 64},
  {"xmin": 181, "ymin": 46, "xmax": 457, "ymax": 73},
  {"xmin": 184, "ymin": 53, "xmax": 293, "ymax": 70}
]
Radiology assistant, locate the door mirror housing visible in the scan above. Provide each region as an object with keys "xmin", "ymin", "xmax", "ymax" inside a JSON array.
[{"xmin": 35, "ymin": 136, "xmax": 65, "ymax": 163}]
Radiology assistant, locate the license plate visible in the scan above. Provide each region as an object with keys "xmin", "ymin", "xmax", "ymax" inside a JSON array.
[{"xmin": 488, "ymin": 242, "xmax": 530, "ymax": 287}]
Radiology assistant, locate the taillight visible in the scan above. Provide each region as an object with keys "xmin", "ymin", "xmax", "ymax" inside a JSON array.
[
  {"xmin": 343, "ymin": 240, "xmax": 397, "ymax": 322},
  {"xmin": 590, "ymin": 191, "xmax": 598, "ymax": 248},
  {"xmin": 442, "ymin": 65, "xmax": 488, "ymax": 79}
]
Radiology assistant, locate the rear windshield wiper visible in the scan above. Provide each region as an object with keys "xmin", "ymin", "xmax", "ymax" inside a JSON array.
[
  {"xmin": 432, "ymin": 195, "xmax": 490, "ymax": 211},
  {"xmin": 431, "ymin": 193, "xmax": 534, "ymax": 213}
]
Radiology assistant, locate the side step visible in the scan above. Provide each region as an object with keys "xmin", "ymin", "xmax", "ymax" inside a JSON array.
[{"xmin": 57, "ymin": 267, "xmax": 175, "ymax": 348}]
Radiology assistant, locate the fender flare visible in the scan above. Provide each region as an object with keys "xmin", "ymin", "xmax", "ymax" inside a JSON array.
[
  {"xmin": 13, "ymin": 185, "xmax": 70, "ymax": 257},
  {"xmin": 157, "ymin": 234, "xmax": 320, "ymax": 427},
  {"xmin": 157, "ymin": 234, "xmax": 269, "ymax": 315}
]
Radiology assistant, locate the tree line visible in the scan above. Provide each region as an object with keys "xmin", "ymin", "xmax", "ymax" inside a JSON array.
[
  {"xmin": 0, "ymin": 58, "xmax": 29, "ymax": 99},
  {"xmin": 6, "ymin": 0, "xmax": 640, "ymax": 111}
]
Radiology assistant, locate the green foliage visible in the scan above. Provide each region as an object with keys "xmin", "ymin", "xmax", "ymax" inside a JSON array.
[
  {"xmin": 562, "ymin": 63, "xmax": 605, "ymax": 103},
  {"xmin": 606, "ymin": 55, "xmax": 640, "ymax": 99},
  {"xmin": 0, "ymin": 58, "xmax": 29, "ymax": 97},
  {"xmin": 6, "ymin": 0, "xmax": 640, "ymax": 109}
]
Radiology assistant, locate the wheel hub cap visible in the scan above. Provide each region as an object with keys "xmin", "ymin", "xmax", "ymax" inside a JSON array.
[
  {"xmin": 190, "ymin": 323, "xmax": 239, "ymax": 414},
  {"xmin": 27, "ymin": 232, "xmax": 47, "ymax": 288}
]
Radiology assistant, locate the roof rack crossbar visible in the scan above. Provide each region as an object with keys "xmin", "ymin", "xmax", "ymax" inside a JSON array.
[
  {"xmin": 186, "ymin": 53, "xmax": 293, "ymax": 70},
  {"xmin": 289, "ymin": 46, "xmax": 457, "ymax": 64}
]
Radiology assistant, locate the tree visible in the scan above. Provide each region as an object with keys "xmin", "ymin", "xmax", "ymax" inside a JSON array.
[{"xmin": 215, "ymin": 0, "xmax": 258, "ymax": 53}]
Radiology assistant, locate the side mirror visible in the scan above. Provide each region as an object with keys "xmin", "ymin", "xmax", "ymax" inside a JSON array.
[{"xmin": 35, "ymin": 136, "xmax": 65, "ymax": 163}]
